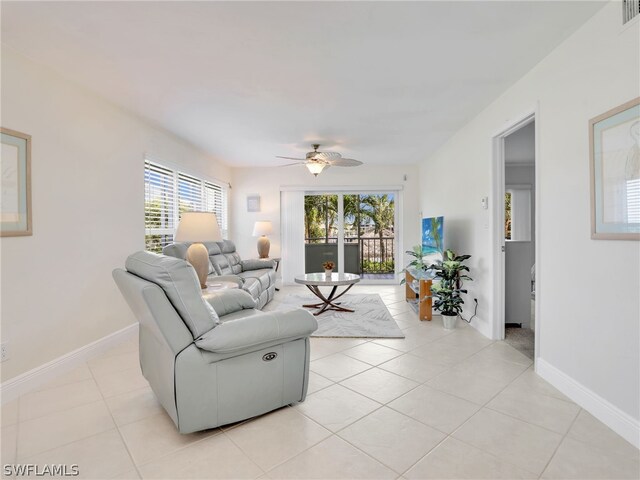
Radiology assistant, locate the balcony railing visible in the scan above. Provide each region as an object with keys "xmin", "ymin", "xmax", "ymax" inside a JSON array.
[{"xmin": 305, "ymin": 237, "xmax": 395, "ymax": 274}]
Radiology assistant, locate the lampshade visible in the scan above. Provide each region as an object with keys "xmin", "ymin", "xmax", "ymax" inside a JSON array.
[
  {"xmin": 175, "ymin": 212, "xmax": 222, "ymax": 242},
  {"xmin": 252, "ymin": 221, "xmax": 273, "ymax": 237},
  {"xmin": 306, "ymin": 163, "xmax": 326, "ymax": 176}
]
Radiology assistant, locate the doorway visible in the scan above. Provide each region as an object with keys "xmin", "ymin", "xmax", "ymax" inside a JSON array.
[
  {"xmin": 492, "ymin": 111, "xmax": 539, "ymax": 362},
  {"xmin": 504, "ymin": 122, "xmax": 536, "ymax": 359},
  {"xmin": 303, "ymin": 192, "xmax": 397, "ymax": 282}
]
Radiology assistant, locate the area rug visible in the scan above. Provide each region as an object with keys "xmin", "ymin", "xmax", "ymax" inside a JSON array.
[{"xmin": 270, "ymin": 293, "xmax": 405, "ymax": 339}]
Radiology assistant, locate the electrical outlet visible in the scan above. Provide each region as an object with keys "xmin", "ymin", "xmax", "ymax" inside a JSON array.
[{"xmin": 1, "ymin": 342, "xmax": 8, "ymax": 362}]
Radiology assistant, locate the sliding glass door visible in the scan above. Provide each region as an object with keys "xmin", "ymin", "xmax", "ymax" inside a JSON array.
[
  {"xmin": 345, "ymin": 193, "xmax": 396, "ymax": 279},
  {"xmin": 304, "ymin": 194, "xmax": 340, "ymax": 272},
  {"xmin": 303, "ymin": 192, "xmax": 397, "ymax": 281}
]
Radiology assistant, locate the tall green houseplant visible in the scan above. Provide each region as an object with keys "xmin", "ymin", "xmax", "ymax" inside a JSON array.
[
  {"xmin": 400, "ymin": 245, "xmax": 430, "ymax": 283},
  {"xmin": 429, "ymin": 249, "xmax": 472, "ymax": 329}
]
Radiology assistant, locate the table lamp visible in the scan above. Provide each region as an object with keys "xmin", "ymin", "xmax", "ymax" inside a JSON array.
[
  {"xmin": 175, "ymin": 212, "xmax": 222, "ymax": 289},
  {"xmin": 252, "ymin": 221, "xmax": 273, "ymax": 258}
]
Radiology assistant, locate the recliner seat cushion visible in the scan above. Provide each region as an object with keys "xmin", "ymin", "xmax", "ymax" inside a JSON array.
[
  {"xmin": 203, "ymin": 242, "xmax": 222, "ymax": 274},
  {"xmin": 211, "ymin": 254, "xmax": 232, "ymax": 275},
  {"xmin": 125, "ymin": 251, "xmax": 219, "ymax": 338},
  {"xmin": 217, "ymin": 240, "xmax": 236, "ymax": 254},
  {"xmin": 224, "ymin": 252, "xmax": 242, "ymax": 275},
  {"xmin": 204, "ymin": 242, "xmax": 222, "ymax": 256}
]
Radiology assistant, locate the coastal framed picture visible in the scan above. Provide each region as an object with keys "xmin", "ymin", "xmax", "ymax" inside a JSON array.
[
  {"xmin": 247, "ymin": 194, "xmax": 261, "ymax": 212},
  {"xmin": 422, "ymin": 216, "xmax": 444, "ymax": 264},
  {"xmin": 589, "ymin": 98, "xmax": 640, "ymax": 240},
  {"xmin": 1, "ymin": 128, "xmax": 32, "ymax": 237}
]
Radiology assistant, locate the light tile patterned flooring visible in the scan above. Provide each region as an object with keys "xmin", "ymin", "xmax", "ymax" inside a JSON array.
[{"xmin": 1, "ymin": 285, "xmax": 638, "ymax": 479}]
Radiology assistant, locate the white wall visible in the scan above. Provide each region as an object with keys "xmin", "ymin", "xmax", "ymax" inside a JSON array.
[
  {"xmin": 230, "ymin": 165, "xmax": 420, "ymax": 274},
  {"xmin": 418, "ymin": 2, "xmax": 639, "ymax": 437},
  {"xmin": 0, "ymin": 47, "xmax": 231, "ymax": 382}
]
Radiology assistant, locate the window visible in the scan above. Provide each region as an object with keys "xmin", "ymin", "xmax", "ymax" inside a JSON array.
[
  {"xmin": 505, "ymin": 186, "xmax": 532, "ymax": 242},
  {"xmin": 144, "ymin": 159, "xmax": 228, "ymax": 253},
  {"xmin": 504, "ymin": 192, "xmax": 512, "ymax": 240},
  {"xmin": 145, "ymin": 162, "xmax": 176, "ymax": 253}
]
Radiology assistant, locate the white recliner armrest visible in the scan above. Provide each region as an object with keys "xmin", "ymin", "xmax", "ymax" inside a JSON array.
[{"xmin": 195, "ymin": 309, "xmax": 317, "ymax": 354}]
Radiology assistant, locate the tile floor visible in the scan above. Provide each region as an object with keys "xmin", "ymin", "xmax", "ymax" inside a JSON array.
[{"xmin": 1, "ymin": 285, "xmax": 638, "ymax": 479}]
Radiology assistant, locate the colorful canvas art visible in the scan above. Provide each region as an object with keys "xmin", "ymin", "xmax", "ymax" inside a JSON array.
[{"xmin": 422, "ymin": 216, "xmax": 444, "ymax": 263}]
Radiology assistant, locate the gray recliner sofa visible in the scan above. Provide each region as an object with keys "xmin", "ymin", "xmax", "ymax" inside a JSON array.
[
  {"xmin": 163, "ymin": 240, "xmax": 276, "ymax": 309},
  {"xmin": 113, "ymin": 251, "xmax": 317, "ymax": 434}
]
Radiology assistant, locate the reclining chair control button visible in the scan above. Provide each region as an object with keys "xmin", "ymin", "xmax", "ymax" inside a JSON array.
[{"xmin": 262, "ymin": 352, "xmax": 278, "ymax": 361}]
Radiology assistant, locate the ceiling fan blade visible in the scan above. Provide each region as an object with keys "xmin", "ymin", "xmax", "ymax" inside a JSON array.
[
  {"xmin": 328, "ymin": 158, "xmax": 363, "ymax": 167},
  {"xmin": 276, "ymin": 156, "xmax": 306, "ymax": 161},
  {"xmin": 278, "ymin": 162, "xmax": 308, "ymax": 167},
  {"xmin": 312, "ymin": 151, "xmax": 341, "ymax": 160}
]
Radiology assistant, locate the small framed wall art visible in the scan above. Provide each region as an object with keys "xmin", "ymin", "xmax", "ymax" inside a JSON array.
[
  {"xmin": 1, "ymin": 127, "xmax": 32, "ymax": 237},
  {"xmin": 589, "ymin": 97, "xmax": 640, "ymax": 240},
  {"xmin": 247, "ymin": 194, "xmax": 261, "ymax": 212}
]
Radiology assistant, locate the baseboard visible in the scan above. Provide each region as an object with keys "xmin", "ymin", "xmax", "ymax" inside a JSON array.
[
  {"xmin": 0, "ymin": 323, "xmax": 138, "ymax": 404},
  {"xmin": 537, "ymin": 358, "xmax": 640, "ymax": 449}
]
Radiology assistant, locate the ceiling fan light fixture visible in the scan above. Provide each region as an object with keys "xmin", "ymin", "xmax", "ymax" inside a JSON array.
[
  {"xmin": 277, "ymin": 144, "xmax": 361, "ymax": 174},
  {"xmin": 306, "ymin": 162, "xmax": 326, "ymax": 176}
]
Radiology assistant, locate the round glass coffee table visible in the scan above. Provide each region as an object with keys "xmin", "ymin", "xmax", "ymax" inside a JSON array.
[{"xmin": 294, "ymin": 272, "xmax": 361, "ymax": 315}]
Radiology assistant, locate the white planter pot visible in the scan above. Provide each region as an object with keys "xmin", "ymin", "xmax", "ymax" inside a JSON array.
[
  {"xmin": 324, "ymin": 269, "xmax": 333, "ymax": 277},
  {"xmin": 442, "ymin": 314, "xmax": 458, "ymax": 330}
]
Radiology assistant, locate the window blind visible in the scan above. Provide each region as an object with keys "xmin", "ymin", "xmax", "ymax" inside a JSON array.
[
  {"xmin": 178, "ymin": 172, "xmax": 204, "ymax": 216},
  {"xmin": 627, "ymin": 179, "xmax": 640, "ymax": 224},
  {"xmin": 205, "ymin": 181, "xmax": 227, "ymax": 234},
  {"xmin": 145, "ymin": 161, "xmax": 177, "ymax": 253},
  {"xmin": 144, "ymin": 159, "xmax": 228, "ymax": 252}
]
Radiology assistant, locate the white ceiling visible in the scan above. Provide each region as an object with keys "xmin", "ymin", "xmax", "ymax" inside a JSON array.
[{"xmin": 1, "ymin": 1, "xmax": 604, "ymax": 167}]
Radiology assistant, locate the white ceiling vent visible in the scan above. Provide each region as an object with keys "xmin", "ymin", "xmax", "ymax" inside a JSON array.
[{"xmin": 623, "ymin": 0, "xmax": 639, "ymax": 24}]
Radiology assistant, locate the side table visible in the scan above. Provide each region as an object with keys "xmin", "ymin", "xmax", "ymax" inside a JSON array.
[
  {"xmin": 294, "ymin": 272, "xmax": 361, "ymax": 315},
  {"xmin": 404, "ymin": 270, "xmax": 432, "ymax": 321}
]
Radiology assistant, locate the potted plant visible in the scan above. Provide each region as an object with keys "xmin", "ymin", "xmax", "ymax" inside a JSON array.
[
  {"xmin": 429, "ymin": 249, "xmax": 472, "ymax": 330},
  {"xmin": 400, "ymin": 245, "xmax": 431, "ymax": 283},
  {"xmin": 322, "ymin": 261, "xmax": 335, "ymax": 276}
]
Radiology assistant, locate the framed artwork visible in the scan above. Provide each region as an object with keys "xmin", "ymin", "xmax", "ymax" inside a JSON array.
[
  {"xmin": 1, "ymin": 127, "xmax": 32, "ymax": 237},
  {"xmin": 246, "ymin": 194, "xmax": 260, "ymax": 212},
  {"xmin": 422, "ymin": 216, "xmax": 444, "ymax": 263},
  {"xmin": 590, "ymin": 97, "xmax": 640, "ymax": 240}
]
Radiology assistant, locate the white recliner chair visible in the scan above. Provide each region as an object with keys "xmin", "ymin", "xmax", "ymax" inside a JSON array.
[{"xmin": 113, "ymin": 251, "xmax": 317, "ymax": 434}]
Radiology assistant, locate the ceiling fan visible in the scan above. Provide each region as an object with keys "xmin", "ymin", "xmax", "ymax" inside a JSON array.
[{"xmin": 277, "ymin": 144, "xmax": 363, "ymax": 176}]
